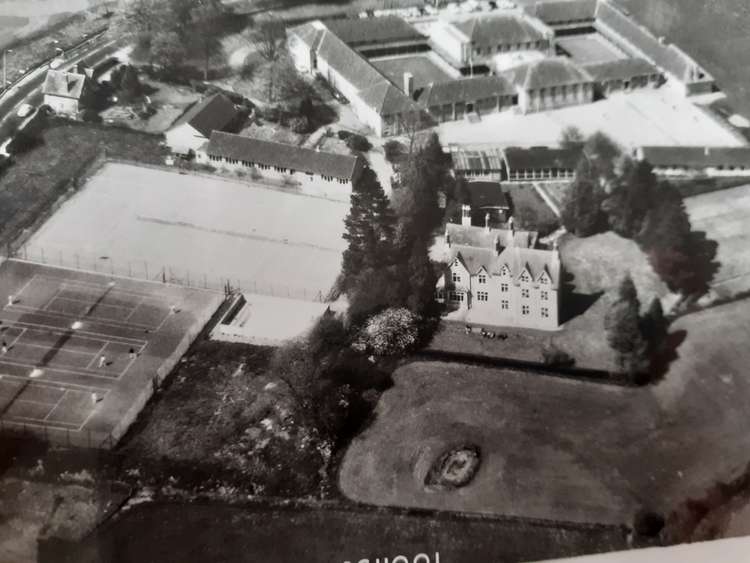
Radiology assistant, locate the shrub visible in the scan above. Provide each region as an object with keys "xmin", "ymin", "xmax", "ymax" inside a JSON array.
[
  {"xmin": 345, "ymin": 133, "xmax": 371, "ymax": 152},
  {"xmin": 541, "ymin": 345, "xmax": 575, "ymax": 367},
  {"xmin": 352, "ymin": 308, "xmax": 419, "ymax": 356},
  {"xmin": 384, "ymin": 140, "xmax": 406, "ymax": 163},
  {"xmin": 81, "ymin": 109, "xmax": 102, "ymax": 123},
  {"xmin": 337, "ymin": 130, "xmax": 351, "ymax": 141},
  {"xmin": 289, "ymin": 116, "xmax": 309, "ymax": 134}
]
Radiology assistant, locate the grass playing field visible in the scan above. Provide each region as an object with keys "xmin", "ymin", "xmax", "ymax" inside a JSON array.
[
  {"xmin": 0, "ymin": 260, "xmax": 222, "ymax": 448},
  {"xmin": 22, "ymin": 162, "xmax": 349, "ymax": 302}
]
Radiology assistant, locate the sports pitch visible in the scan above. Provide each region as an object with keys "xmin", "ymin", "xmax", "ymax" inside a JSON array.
[
  {"xmin": 23, "ymin": 163, "xmax": 349, "ymax": 302},
  {"xmin": 0, "ymin": 260, "xmax": 221, "ymax": 447}
]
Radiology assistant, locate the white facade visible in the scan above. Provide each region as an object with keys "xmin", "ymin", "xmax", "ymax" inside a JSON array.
[
  {"xmin": 44, "ymin": 94, "xmax": 79, "ymax": 116},
  {"xmin": 165, "ymin": 122, "xmax": 208, "ymax": 156}
]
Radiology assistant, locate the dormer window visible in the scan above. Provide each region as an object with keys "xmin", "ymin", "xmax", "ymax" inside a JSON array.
[{"xmin": 478, "ymin": 274, "xmax": 487, "ymax": 284}]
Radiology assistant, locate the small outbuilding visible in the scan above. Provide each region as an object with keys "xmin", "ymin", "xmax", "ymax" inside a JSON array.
[{"xmin": 165, "ymin": 93, "xmax": 239, "ymax": 156}]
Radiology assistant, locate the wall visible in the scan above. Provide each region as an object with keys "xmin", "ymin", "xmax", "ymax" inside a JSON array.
[
  {"xmin": 44, "ymin": 94, "xmax": 77, "ymax": 115},
  {"xmin": 165, "ymin": 123, "xmax": 206, "ymax": 155}
]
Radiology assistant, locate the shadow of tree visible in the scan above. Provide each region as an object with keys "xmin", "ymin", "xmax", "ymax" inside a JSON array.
[{"xmin": 647, "ymin": 329, "xmax": 688, "ymax": 383}]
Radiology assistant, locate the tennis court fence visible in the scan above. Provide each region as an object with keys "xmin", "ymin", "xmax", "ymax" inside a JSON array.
[{"xmin": 10, "ymin": 244, "xmax": 331, "ymax": 303}]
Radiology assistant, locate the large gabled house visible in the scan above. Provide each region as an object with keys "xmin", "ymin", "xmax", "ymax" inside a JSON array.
[
  {"xmin": 165, "ymin": 93, "xmax": 239, "ymax": 156},
  {"xmin": 436, "ymin": 222, "xmax": 561, "ymax": 330}
]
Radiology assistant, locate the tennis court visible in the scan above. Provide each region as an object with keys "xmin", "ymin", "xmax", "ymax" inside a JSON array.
[{"xmin": 0, "ymin": 260, "xmax": 222, "ymax": 447}]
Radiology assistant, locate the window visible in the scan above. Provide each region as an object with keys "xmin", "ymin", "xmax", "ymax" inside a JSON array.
[
  {"xmin": 522, "ymin": 305, "xmax": 530, "ymax": 316},
  {"xmin": 452, "ymin": 272, "xmax": 461, "ymax": 283},
  {"xmin": 541, "ymin": 290, "xmax": 549, "ymax": 301},
  {"xmin": 541, "ymin": 307, "xmax": 549, "ymax": 318},
  {"xmin": 477, "ymin": 291, "xmax": 488, "ymax": 302},
  {"xmin": 520, "ymin": 271, "xmax": 530, "ymax": 282},
  {"xmin": 521, "ymin": 288, "xmax": 530, "ymax": 299},
  {"xmin": 449, "ymin": 291, "xmax": 464, "ymax": 303},
  {"xmin": 501, "ymin": 300, "xmax": 509, "ymax": 310},
  {"xmin": 478, "ymin": 274, "xmax": 487, "ymax": 284},
  {"xmin": 501, "ymin": 283, "xmax": 509, "ymax": 292}
]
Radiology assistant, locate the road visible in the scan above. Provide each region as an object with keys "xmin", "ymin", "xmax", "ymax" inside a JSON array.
[{"xmin": 0, "ymin": 31, "xmax": 123, "ymax": 154}]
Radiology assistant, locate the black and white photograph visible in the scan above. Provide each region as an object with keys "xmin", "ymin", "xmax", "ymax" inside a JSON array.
[{"xmin": 1, "ymin": 0, "xmax": 750, "ymax": 561}]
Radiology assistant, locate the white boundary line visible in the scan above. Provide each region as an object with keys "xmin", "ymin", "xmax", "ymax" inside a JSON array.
[
  {"xmin": 86, "ymin": 342, "xmax": 109, "ymax": 369},
  {"xmin": 0, "ymin": 415, "xmax": 81, "ymax": 431},
  {"xmin": 8, "ymin": 303, "xmax": 159, "ymax": 331},
  {"xmin": 12, "ymin": 341, "xmax": 97, "ymax": 357},
  {"xmin": 0, "ymin": 372, "xmax": 109, "ymax": 393},
  {"xmin": 0, "ymin": 358, "xmax": 122, "ymax": 380},
  {"xmin": 6, "ymin": 320, "xmax": 147, "ymax": 346},
  {"xmin": 42, "ymin": 389, "xmax": 69, "ymax": 422}
]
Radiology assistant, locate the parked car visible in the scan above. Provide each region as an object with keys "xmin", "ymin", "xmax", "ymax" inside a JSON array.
[
  {"xmin": 50, "ymin": 58, "xmax": 64, "ymax": 69},
  {"xmin": 16, "ymin": 103, "xmax": 35, "ymax": 118}
]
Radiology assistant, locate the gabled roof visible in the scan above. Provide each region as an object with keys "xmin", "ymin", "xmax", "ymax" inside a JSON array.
[
  {"xmin": 171, "ymin": 93, "xmax": 237, "ymax": 138},
  {"xmin": 446, "ymin": 244, "xmax": 560, "ymax": 288},
  {"xmin": 453, "ymin": 13, "xmax": 549, "ymax": 47},
  {"xmin": 446, "ymin": 222, "xmax": 538, "ymax": 249},
  {"xmin": 498, "ymin": 246, "xmax": 560, "ymax": 287},
  {"xmin": 42, "ymin": 69, "xmax": 86, "ymax": 100},
  {"xmin": 528, "ymin": 0, "xmax": 598, "ymax": 24},
  {"xmin": 584, "ymin": 58, "xmax": 660, "ymax": 82},
  {"xmin": 504, "ymin": 56, "xmax": 593, "ymax": 90},
  {"xmin": 317, "ymin": 29, "xmax": 386, "ymax": 92},
  {"xmin": 466, "ymin": 181, "xmax": 510, "ymax": 209},
  {"xmin": 449, "ymin": 146, "xmax": 505, "ymax": 172},
  {"xmin": 287, "ymin": 21, "xmax": 326, "ymax": 51},
  {"xmin": 205, "ymin": 132, "xmax": 363, "ymax": 180},
  {"xmin": 359, "ymin": 81, "xmax": 421, "ymax": 115},
  {"xmin": 417, "ymin": 75, "xmax": 515, "ymax": 107},
  {"xmin": 503, "ymin": 146, "xmax": 583, "ymax": 171},
  {"xmin": 325, "ymin": 16, "xmax": 425, "ymax": 47},
  {"xmin": 638, "ymin": 146, "xmax": 750, "ymax": 169},
  {"xmin": 594, "ymin": 0, "xmax": 712, "ymax": 84}
]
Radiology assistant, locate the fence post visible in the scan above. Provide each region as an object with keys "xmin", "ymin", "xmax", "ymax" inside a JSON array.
[{"xmin": 145, "ymin": 262, "xmax": 149, "ymax": 280}]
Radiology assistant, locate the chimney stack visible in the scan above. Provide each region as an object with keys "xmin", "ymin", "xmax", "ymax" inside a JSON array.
[{"xmin": 403, "ymin": 72, "xmax": 414, "ymax": 97}]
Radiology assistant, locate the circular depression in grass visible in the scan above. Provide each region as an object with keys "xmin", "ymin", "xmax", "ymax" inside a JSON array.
[{"xmin": 424, "ymin": 444, "xmax": 481, "ymax": 491}]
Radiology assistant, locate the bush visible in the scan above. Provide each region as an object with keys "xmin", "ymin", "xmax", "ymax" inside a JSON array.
[
  {"xmin": 337, "ymin": 130, "xmax": 351, "ymax": 141},
  {"xmin": 384, "ymin": 140, "xmax": 406, "ymax": 163},
  {"xmin": 541, "ymin": 345, "xmax": 575, "ymax": 367},
  {"xmin": 261, "ymin": 105, "xmax": 281, "ymax": 123},
  {"xmin": 345, "ymin": 133, "xmax": 371, "ymax": 152},
  {"xmin": 289, "ymin": 116, "xmax": 310, "ymax": 134},
  {"xmin": 81, "ymin": 109, "xmax": 102, "ymax": 123},
  {"xmin": 352, "ymin": 308, "xmax": 419, "ymax": 356}
]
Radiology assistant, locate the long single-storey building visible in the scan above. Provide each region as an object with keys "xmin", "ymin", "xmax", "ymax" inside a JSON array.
[
  {"xmin": 288, "ymin": 19, "xmax": 425, "ymax": 137},
  {"xmin": 636, "ymin": 146, "xmax": 750, "ymax": 177},
  {"xmin": 417, "ymin": 75, "xmax": 518, "ymax": 122},
  {"xmin": 503, "ymin": 146, "xmax": 583, "ymax": 181},
  {"xmin": 324, "ymin": 15, "xmax": 428, "ymax": 57},
  {"xmin": 584, "ymin": 58, "xmax": 662, "ymax": 96},
  {"xmin": 504, "ymin": 56, "xmax": 595, "ymax": 113},
  {"xmin": 449, "ymin": 146, "xmax": 506, "ymax": 180},
  {"xmin": 196, "ymin": 131, "xmax": 365, "ymax": 193},
  {"xmin": 165, "ymin": 93, "xmax": 239, "ymax": 156}
]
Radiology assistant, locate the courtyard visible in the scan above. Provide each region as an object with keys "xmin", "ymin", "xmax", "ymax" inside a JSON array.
[
  {"xmin": 370, "ymin": 53, "xmax": 457, "ymax": 91},
  {"xmin": 556, "ymin": 33, "xmax": 629, "ymax": 65},
  {"xmin": 436, "ymin": 86, "xmax": 746, "ymax": 149}
]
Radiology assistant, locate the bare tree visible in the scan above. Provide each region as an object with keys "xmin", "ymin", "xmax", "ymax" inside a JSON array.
[
  {"xmin": 190, "ymin": 1, "xmax": 226, "ymax": 81},
  {"xmin": 248, "ymin": 16, "xmax": 287, "ymax": 102},
  {"xmin": 401, "ymin": 110, "xmax": 428, "ymax": 155}
]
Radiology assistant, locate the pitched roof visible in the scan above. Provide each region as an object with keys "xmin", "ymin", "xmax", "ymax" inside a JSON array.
[
  {"xmin": 449, "ymin": 146, "xmax": 505, "ymax": 172},
  {"xmin": 503, "ymin": 146, "xmax": 583, "ymax": 171},
  {"xmin": 453, "ymin": 13, "xmax": 549, "ymax": 47},
  {"xmin": 528, "ymin": 0, "xmax": 598, "ymax": 24},
  {"xmin": 287, "ymin": 21, "xmax": 326, "ymax": 51},
  {"xmin": 584, "ymin": 58, "xmax": 660, "ymax": 82},
  {"xmin": 172, "ymin": 93, "xmax": 237, "ymax": 138},
  {"xmin": 314, "ymin": 26, "xmax": 419, "ymax": 116},
  {"xmin": 42, "ymin": 69, "xmax": 86, "ymax": 100},
  {"xmin": 325, "ymin": 16, "xmax": 425, "ymax": 47},
  {"xmin": 205, "ymin": 132, "xmax": 363, "ymax": 179},
  {"xmin": 594, "ymin": 0, "xmax": 712, "ymax": 84},
  {"xmin": 466, "ymin": 181, "xmax": 510, "ymax": 209},
  {"xmin": 417, "ymin": 75, "xmax": 515, "ymax": 107},
  {"xmin": 447, "ymin": 244, "xmax": 560, "ymax": 287},
  {"xmin": 504, "ymin": 56, "xmax": 593, "ymax": 90},
  {"xmin": 446, "ymin": 222, "xmax": 538, "ymax": 249},
  {"xmin": 638, "ymin": 146, "xmax": 750, "ymax": 169}
]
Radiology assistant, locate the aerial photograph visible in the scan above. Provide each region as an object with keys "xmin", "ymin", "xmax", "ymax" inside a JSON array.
[{"xmin": 1, "ymin": 0, "xmax": 750, "ymax": 561}]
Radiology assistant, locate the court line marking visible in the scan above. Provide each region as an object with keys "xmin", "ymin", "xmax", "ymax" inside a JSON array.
[
  {"xmin": 7, "ymin": 327, "xmax": 27, "ymax": 351},
  {"xmin": 43, "ymin": 389, "xmax": 69, "ymax": 422},
  {"xmin": 13, "ymin": 327, "xmax": 130, "ymax": 347},
  {"xmin": 40, "ymin": 286, "xmax": 65, "ymax": 313},
  {"xmin": 7, "ymin": 303, "xmax": 160, "ymax": 331},
  {"xmin": 50, "ymin": 276, "xmax": 173, "ymax": 300},
  {"xmin": 10, "ymin": 274, "xmax": 40, "ymax": 305},
  {"xmin": 12, "ymin": 341, "xmax": 100, "ymax": 357},
  {"xmin": 8, "ymin": 397, "xmax": 61, "ymax": 407},
  {"xmin": 86, "ymin": 342, "xmax": 108, "ymax": 369},
  {"xmin": 6, "ymin": 320, "xmax": 148, "ymax": 346},
  {"xmin": 0, "ymin": 358, "xmax": 122, "ymax": 381},
  {"xmin": 123, "ymin": 295, "xmax": 146, "ymax": 322},
  {"xmin": 49, "ymin": 295, "xmax": 139, "ymax": 313},
  {"xmin": 0, "ymin": 415, "xmax": 83, "ymax": 431},
  {"xmin": 0, "ymin": 372, "xmax": 109, "ymax": 393}
]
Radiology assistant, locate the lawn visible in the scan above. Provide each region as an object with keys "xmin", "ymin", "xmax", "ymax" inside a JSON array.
[
  {"xmin": 342, "ymin": 294, "xmax": 750, "ymax": 527},
  {"xmin": 503, "ymin": 181, "xmax": 560, "ymax": 232},
  {"xmin": 0, "ymin": 118, "xmax": 167, "ymax": 248}
]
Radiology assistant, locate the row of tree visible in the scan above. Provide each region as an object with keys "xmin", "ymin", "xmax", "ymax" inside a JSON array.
[{"xmin": 560, "ymin": 131, "xmax": 718, "ymax": 298}]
